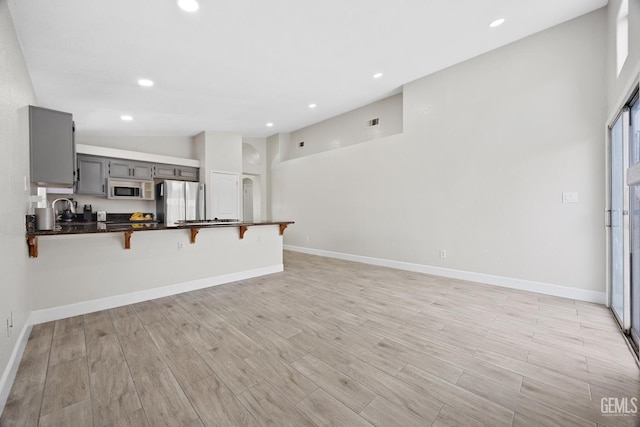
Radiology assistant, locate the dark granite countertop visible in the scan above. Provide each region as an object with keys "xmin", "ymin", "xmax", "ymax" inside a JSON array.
[
  {"xmin": 25, "ymin": 213, "xmax": 293, "ymax": 257},
  {"xmin": 26, "ymin": 219, "xmax": 294, "ymax": 236}
]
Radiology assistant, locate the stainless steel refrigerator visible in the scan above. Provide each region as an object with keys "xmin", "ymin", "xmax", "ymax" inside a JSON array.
[{"xmin": 156, "ymin": 180, "xmax": 205, "ymax": 226}]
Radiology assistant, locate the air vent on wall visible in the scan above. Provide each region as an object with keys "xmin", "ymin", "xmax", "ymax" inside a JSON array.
[{"xmin": 367, "ymin": 118, "xmax": 379, "ymax": 127}]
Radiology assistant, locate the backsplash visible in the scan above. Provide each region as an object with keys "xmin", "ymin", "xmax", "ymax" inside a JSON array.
[{"xmin": 45, "ymin": 194, "xmax": 155, "ymax": 216}]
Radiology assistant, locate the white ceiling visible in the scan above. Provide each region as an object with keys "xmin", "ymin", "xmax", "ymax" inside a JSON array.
[{"xmin": 8, "ymin": 0, "xmax": 607, "ymax": 138}]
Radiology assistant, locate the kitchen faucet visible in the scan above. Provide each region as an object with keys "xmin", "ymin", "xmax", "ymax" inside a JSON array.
[{"xmin": 51, "ymin": 198, "xmax": 76, "ymax": 226}]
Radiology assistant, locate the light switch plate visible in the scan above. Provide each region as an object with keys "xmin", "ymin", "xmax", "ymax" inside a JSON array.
[{"xmin": 562, "ymin": 192, "xmax": 578, "ymax": 203}]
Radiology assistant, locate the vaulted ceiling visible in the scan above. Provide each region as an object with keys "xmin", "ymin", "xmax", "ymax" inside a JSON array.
[{"xmin": 8, "ymin": 0, "xmax": 607, "ymax": 137}]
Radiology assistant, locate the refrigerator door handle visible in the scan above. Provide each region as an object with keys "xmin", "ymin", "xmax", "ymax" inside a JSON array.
[{"xmin": 198, "ymin": 183, "xmax": 206, "ymax": 220}]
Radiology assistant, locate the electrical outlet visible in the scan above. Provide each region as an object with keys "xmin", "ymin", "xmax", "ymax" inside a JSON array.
[
  {"xmin": 178, "ymin": 241, "xmax": 185, "ymax": 251},
  {"xmin": 562, "ymin": 192, "xmax": 578, "ymax": 203},
  {"xmin": 439, "ymin": 249, "xmax": 447, "ymax": 259}
]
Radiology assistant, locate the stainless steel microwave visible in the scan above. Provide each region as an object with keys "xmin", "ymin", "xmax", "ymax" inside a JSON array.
[
  {"xmin": 113, "ymin": 186, "xmax": 140, "ymax": 197},
  {"xmin": 107, "ymin": 179, "xmax": 155, "ymax": 200}
]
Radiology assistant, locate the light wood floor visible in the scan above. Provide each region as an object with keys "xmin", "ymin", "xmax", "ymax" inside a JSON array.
[{"xmin": 1, "ymin": 251, "xmax": 639, "ymax": 426}]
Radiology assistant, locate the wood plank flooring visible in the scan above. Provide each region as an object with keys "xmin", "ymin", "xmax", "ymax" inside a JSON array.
[{"xmin": 1, "ymin": 251, "xmax": 639, "ymax": 426}]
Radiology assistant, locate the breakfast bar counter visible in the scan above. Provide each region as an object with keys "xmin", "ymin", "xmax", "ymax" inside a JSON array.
[
  {"xmin": 26, "ymin": 220, "xmax": 294, "ymax": 257},
  {"xmin": 27, "ymin": 218, "xmax": 292, "ymax": 314}
]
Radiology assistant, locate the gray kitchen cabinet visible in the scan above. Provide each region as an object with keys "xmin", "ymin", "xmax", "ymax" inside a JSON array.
[
  {"xmin": 176, "ymin": 166, "xmax": 198, "ymax": 180},
  {"xmin": 108, "ymin": 161, "xmax": 131, "ymax": 178},
  {"xmin": 132, "ymin": 163, "xmax": 153, "ymax": 179},
  {"xmin": 76, "ymin": 155, "xmax": 106, "ymax": 195},
  {"xmin": 153, "ymin": 164, "xmax": 198, "ymax": 181},
  {"xmin": 153, "ymin": 164, "xmax": 178, "ymax": 179},
  {"xmin": 29, "ymin": 105, "xmax": 75, "ymax": 186},
  {"xmin": 108, "ymin": 159, "xmax": 153, "ymax": 179}
]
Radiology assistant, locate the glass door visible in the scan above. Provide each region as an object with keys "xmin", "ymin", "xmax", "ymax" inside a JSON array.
[
  {"xmin": 611, "ymin": 88, "xmax": 640, "ymax": 357},
  {"xmin": 610, "ymin": 112, "xmax": 629, "ymax": 326}
]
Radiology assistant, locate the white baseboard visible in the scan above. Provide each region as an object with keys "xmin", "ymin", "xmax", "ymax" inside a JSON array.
[
  {"xmin": 285, "ymin": 245, "xmax": 606, "ymax": 304},
  {"xmin": 0, "ymin": 318, "xmax": 32, "ymax": 416},
  {"xmin": 30, "ymin": 264, "xmax": 283, "ymax": 325}
]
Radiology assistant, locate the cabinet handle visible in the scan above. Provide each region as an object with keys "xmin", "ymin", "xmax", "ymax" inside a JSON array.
[{"xmin": 77, "ymin": 168, "xmax": 80, "ymax": 181}]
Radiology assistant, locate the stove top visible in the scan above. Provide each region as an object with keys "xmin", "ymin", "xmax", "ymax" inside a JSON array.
[{"xmin": 175, "ymin": 219, "xmax": 241, "ymax": 225}]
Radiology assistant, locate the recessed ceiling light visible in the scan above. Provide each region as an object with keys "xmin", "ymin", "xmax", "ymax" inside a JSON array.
[
  {"xmin": 120, "ymin": 115, "xmax": 133, "ymax": 121},
  {"xmin": 373, "ymin": 72, "xmax": 383, "ymax": 79},
  {"xmin": 138, "ymin": 79, "xmax": 154, "ymax": 87},
  {"xmin": 489, "ymin": 18, "xmax": 505, "ymax": 28},
  {"xmin": 177, "ymin": 0, "xmax": 199, "ymax": 12},
  {"xmin": 308, "ymin": 104, "xmax": 317, "ymax": 109},
  {"xmin": 266, "ymin": 122, "xmax": 274, "ymax": 127}
]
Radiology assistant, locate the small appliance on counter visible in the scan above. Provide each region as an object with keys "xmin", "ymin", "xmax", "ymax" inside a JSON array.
[
  {"xmin": 35, "ymin": 207, "xmax": 54, "ymax": 230},
  {"xmin": 60, "ymin": 209, "xmax": 74, "ymax": 222},
  {"xmin": 83, "ymin": 205, "xmax": 92, "ymax": 222},
  {"xmin": 156, "ymin": 180, "xmax": 205, "ymax": 226}
]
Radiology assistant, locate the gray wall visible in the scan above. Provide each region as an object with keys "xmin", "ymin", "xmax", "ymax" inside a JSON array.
[
  {"xmin": 0, "ymin": 0, "xmax": 37, "ymax": 406},
  {"xmin": 195, "ymin": 131, "xmax": 243, "ymax": 219},
  {"xmin": 285, "ymin": 94, "xmax": 403, "ymax": 160},
  {"xmin": 271, "ymin": 9, "xmax": 607, "ymax": 293}
]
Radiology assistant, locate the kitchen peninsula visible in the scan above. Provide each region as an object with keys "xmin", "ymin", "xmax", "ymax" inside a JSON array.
[
  {"xmin": 26, "ymin": 219, "xmax": 293, "ymax": 257},
  {"xmin": 26, "ymin": 217, "xmax": 294, "ymax": 323}
]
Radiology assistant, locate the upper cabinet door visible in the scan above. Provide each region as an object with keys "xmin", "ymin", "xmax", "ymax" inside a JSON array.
[
  {"xmin": 154, "ymin": 165, "xmax": 177, "ymax": 179},
  {"xmin": 177, "ymin": 167, "xmax": 198, "ymax": 181},
  {"xmin": 76, "ymin": 155, "xmax": 106, "ymax": 195},
  {"xmin": 131, "ymin": 163, "xmax": 152, "ymax": 179},
  {"xmin": 108, "ymin": 161, "xmax": 132, "ymax": 178},
  {"xmin": 29, "ymin": 106, "xmax": 75, "ymax": 186}
]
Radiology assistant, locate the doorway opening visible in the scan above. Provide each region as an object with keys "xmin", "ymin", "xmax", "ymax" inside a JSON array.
[
  {"xmin": 242, "ymin": 175, "xmax": 261, "ymax": 222},
  {"xmin": 243, "ymin": 178, "xmax": 253, "ymax": 222}
]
